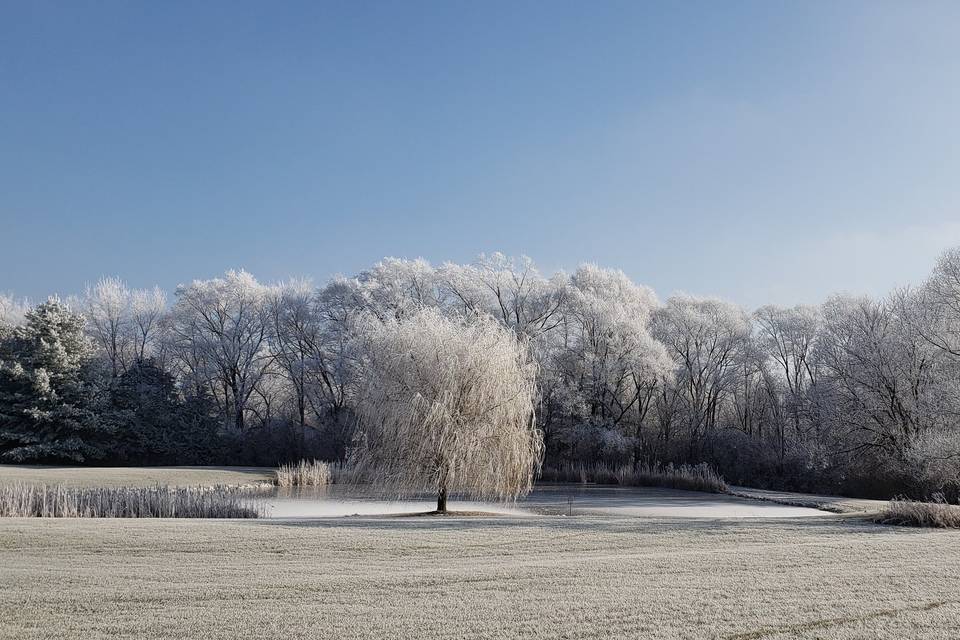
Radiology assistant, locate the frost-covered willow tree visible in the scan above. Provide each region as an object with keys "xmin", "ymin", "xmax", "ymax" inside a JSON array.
[{"xmin": 353, "ymin": 309, "xmax": 543, "ymax": 512}]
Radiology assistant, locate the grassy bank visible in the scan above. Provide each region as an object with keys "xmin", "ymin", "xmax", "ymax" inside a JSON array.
[{"xmin": 0, "ymin": 465, "xmax": 275, "ymax": 489}]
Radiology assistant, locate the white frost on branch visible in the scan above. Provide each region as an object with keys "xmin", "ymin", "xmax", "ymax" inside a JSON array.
[{"xmin": 0, "ymin": 294, "xmax": 29, "ymax": 328}]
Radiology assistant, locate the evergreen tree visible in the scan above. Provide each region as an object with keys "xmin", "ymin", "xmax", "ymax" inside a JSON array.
[
  {"xmin": 176, "ymin": 388, "xmax": 225, "ymax": 464},
  {"xmin": 0, "ymin": 300, "xmax": 108, "ymax": 462},
  {"xmin": 104, "ymin": 358, "xmax": 223, "ymax": 464},
  {"xmin": 104, "ymin": 358, "xmax": 179, "ymax": 464}
]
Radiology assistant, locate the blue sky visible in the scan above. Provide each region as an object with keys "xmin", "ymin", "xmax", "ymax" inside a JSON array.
[{"xmin": 2, "ymin": 1, "xmax": 960, "ymax": 309}]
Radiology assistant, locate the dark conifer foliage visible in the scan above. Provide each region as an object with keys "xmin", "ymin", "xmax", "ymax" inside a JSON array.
[{"xmin": 0, "ymin": 300, "xmax": 107, "ymax": 462}]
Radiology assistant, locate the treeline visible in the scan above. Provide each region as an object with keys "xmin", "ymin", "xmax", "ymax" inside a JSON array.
[{"xmin": 2, "ymin": 250, "xmax": 960, "ymax": 500}]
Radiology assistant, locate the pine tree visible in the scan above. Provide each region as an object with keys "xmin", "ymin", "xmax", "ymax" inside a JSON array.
[
  {"xmin": 0, "ymin": 300, "xmax": 109, "ymax": 462},
  {"xmin": 104, "ymin": 358, "xmax": 223, "ymax": 464}
]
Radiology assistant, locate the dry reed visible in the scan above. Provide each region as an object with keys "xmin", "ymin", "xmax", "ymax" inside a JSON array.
[
  {"xmin": 874, "ymin": 494, "xmax": 960, "ymax": 528},
  {"xmin": 274, "ymin": 460, "xmax": 360, "ymax": 487},
  {"xmin": 0, "ymin": 483, "xmax": 262, "ymax": 518},
  {"xmin": 539, "ymin": 461, "xmax": 728, "ymax": 494}
]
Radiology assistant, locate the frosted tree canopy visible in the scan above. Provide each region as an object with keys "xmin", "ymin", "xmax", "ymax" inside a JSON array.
[{"xmin": 4, "ymin": 249, "xmax": 960, "ymax": 502}]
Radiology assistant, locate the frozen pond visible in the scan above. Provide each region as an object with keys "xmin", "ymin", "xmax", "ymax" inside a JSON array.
[
  {"xmin": 262, "ymin": 484, "xmax": 829, "ymax": 519},
  {"xmin": 266, "ymin": 492, "xmax": 533, "ymax": 518}
]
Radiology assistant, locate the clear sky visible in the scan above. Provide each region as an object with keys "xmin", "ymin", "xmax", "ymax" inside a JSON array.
[{"xmin": 3, "ymin": 1, "xmax": 959, "ymax": 309}]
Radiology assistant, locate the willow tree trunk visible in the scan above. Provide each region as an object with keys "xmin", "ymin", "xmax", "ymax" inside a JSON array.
[{"xmin": 437, "ymin": 487, "xmax": 448, "ymax": 513}]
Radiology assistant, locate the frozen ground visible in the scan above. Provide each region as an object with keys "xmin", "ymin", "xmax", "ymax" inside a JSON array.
[
  {"xmin": 1, "ymin": 466, "xmax": 955, "ymax": 638},
  {"xmin": 265, "ymin": 484, "xmax": 829, "ymax": 518},
  {"xmin": 1, "ymin": 515, "xmax": 958, "ymax": 639}
]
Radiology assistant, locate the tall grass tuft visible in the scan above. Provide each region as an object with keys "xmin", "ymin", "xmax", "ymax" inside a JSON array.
[
  {"xmin": 275, "ymin": 460, "xmax": 331, "ymax": 487},
  {"xmin": 275, "ymin": 460, "xmax": 362, "ymax": 487},
  {"xmin": 0, "ymin": 484, "xmax": 262, "ymax": 518},
  {"xmin": 539, "ymin": 461, "xmax": 729, "ymax": 494},
  {"xmin": 874, "ymin": 494, "xmax": 960, "ymax": 528}
]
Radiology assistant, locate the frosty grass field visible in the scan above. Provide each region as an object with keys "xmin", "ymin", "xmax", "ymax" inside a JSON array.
[{"xmin": 1, "ymin": 466, "xmax": 959, "ymax": 639}]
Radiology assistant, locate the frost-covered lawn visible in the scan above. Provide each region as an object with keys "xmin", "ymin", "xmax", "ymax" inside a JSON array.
[
  {"xmin": 1, "ymin": 515, "xmax": 958, "ymax": 639},
  {"xmin": 0, "ymin": 464, "xmax": 274, "ymax": 488}
]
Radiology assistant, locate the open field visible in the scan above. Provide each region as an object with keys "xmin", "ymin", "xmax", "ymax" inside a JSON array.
[
  {"xmin": 0, "ymin": 465, "xmax": 275, "ymax": 488},
  {"xmin": 1, "ymin": 514, "xmax": 959, "ymax": 639},
  {"xmin": 2, "ymin": 464, "xmax": 955, "ymax": 638}
]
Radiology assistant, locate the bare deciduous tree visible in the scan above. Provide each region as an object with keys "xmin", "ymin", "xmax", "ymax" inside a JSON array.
[
  {"xmin": 130, "ymin": 286, "xmax": 168, "ymax": 361},
  {"xmin": 551, "ymin": 265, "xmax": 672, "ymax": 463},
  {"xmin": 83, "ymin": 277, "xmax": 134, "ymax": 378},
  {"xmin": 355, "ymin": 257, "xmax": 443, "ymax": 322},
  {"xmin": 439, "ymin": 253, "xmax": 566, "ymax": 337},
  {"xmin": 0, "ymin": 294, "xmax": 29, "ymax": 329},
  {"xmin": 168, "ymin": 270, "xmax": 274, "ymax": 432},
  {"xmin": 919, "ymin": 247, "xmax": 960, "ymax": 359},
  {"xmin": 652, "ymin": 295, "xmax": 752, "ymax": 457}
]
